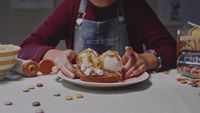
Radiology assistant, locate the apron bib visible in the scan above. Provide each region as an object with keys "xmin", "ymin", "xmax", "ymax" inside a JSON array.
[{"xmin": 73, "ymin": 0, "xmax": 129, "ymax": 56}]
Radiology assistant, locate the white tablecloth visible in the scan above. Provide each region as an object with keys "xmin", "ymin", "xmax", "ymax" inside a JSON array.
[{"xmin": 0, "ymin": 69, "xmax": 199, "ymax": 113}]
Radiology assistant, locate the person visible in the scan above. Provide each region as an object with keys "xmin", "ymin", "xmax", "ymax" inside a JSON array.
[{"xmin": 19, "ymin": 0, "xmax": 176, "ymax": 79}]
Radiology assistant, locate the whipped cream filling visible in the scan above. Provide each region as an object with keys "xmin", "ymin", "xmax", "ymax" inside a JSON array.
[{"xmin": 77, "ymin": 48, "xmax": 122, "ymax": 76}]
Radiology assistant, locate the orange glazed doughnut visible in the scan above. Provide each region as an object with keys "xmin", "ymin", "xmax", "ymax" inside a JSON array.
[
  {"xmin": 22, "ymin": 60, "xmax": 39, "ymax": 77},
  {"xmin": 39, "ymin": 59, "xmax": 54, "ymax": 75}
]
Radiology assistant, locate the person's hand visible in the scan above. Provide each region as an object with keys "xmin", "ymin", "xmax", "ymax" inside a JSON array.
[
  {"xmin": 43, "ymin": 49, "xmax": 77, "ymax": 78},
  {"xmin": 122, "ymin": 46, "xmax": 147, "ymax": 79}
]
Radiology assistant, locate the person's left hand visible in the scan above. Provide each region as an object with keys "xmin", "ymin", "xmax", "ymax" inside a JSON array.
[{"xmin": 122, "ymin": 46, "xmax": 147, "ymax": 79}]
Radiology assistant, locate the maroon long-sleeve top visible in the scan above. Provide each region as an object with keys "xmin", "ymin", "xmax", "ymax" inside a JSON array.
[{"xmin": 19, "ymin": 0, "xmax": 176, "ymax": 70}]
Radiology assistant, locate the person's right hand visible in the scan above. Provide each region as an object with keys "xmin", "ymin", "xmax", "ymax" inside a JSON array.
[{"xmin": 43, "ymin": 49, "xmax": 77, "ymax": 78}]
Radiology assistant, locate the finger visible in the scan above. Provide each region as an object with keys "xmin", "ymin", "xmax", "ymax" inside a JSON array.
[
  {"xmin": 51, "ymin": 66, "xmax": 60, "ymax": 74},
  {"xmin": 57, "ymin": 71, "xmax": 70, "ymax": 79},
  {"xmin": 132, "ymin": 64, "xmax": 146, "ymax": 76},
  {"xmin": 60, "ymin": 65, "xmax": 75, "ymax": 79},
  {"xmin": 64, "ymin": 50, "xmax": 77, "ymax": 63},
  {"xmin": 125, "ymin": 64, "xmax": 145, "ymax": 79},
  {"xmin": 128, "ymin": 70, "xmax": 145, "ymax": 78},
  {"xmin": 125, "ymin": 46, "xmax": 136, "ymax": 59},
  {"xmin": 124, "ymin": 65, "xmax": 137, "ymax": 78},
  {"xmin": 65, "ymin": 59, "xmax": 75, "ymax": 73},
  {"xmin": 122, "ymin": 54, "xmax": 128, "ymax": 65},
  {"xmin": 123, "ymin": 47, "xmax": 137, "ymax": 71},
  {"xmin": 124, "ymin": 60, "xmax": 144, "ymax": 78}
]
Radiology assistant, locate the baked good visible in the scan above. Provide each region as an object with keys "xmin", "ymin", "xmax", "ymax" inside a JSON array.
[
  {"xmin": 39, "ymin": 59, "xmax": 54, "ymax": 75},
  {"xmin": 190, "ymin": 67, "xmax": 200, "ymax": 78},
  {"xmin": 75, "ymin": 48, "xmax": 123, "ymax": 83},
  {"xmin": 22, "ymin": 60, "xmax": 39, "ymax": 77}
]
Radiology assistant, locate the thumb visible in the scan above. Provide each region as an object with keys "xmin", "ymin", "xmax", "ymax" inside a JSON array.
[{"xmin": 125, "ymin": 46, "xmax": 136, "ymax": 58}]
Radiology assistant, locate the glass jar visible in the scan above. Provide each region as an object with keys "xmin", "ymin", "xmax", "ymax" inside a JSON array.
[
  {"xmin": 177, "ymin": 52, "xmax": 200, "ymax": 79},
  {"xmin": 177, "ymin": 21, "xmax": 200, "ymax": 56}
]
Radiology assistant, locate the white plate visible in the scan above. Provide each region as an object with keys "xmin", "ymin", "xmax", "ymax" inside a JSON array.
[{"xmin": 58, "ymin": 72, "xmax": 150, "ymax": 88}]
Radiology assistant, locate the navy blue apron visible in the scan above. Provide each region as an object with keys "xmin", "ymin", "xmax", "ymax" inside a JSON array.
[{"xmin": 73, "ymin": 0, "xmax": 129, "ymax": 56}]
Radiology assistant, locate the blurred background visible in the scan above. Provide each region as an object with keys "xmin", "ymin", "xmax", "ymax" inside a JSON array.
[{"xmin": 0, "ymin": 0, "xmax": 200, "ymax": 49}]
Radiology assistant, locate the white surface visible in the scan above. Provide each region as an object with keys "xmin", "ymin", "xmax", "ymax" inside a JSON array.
[
  {"xmin": 0, "ymin": 69, "xmax": 200, "ymax": 113},
  {"xmin": 59, "ymin": 72, "xmax": 149, "ymax": 88}
]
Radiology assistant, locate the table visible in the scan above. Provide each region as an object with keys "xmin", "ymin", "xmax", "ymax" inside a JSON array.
[{"xmin": 0, "ymin": 69, "xmax": 199, "ymax": 113}]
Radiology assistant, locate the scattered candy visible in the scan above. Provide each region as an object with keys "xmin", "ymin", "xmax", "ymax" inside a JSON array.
[
  {"xmin": 177, "ymin": 77, "xmax": 200, "ymax": 87},
  {"xmin": 35, "ymin": 108, "xmax": 44, "ymax": 113},
  {"xmin": 23, "ymin": 89, "xmax": 30, "ymax": 92},
  {"xmin": 53, "ymin": 93, "xmax": 61, "ymax": 97},
  {"xmin": 196, "ymin": 81, "xmax": 200, "ymax": 85},
  {"xmin": 192, "ymin": 79, "xmax": 200, "ymax": 84},
  {"xmin": 179, "ymin": 80, "xmax": 187, "ymax": 84},
  {"xmin": 191, "ymin": 83, "xmax": 198, "ymax": 87},
  {"xmin": 4, "ymin": 100, "xmax": 13, "ymax": 106},
  {"xmin": 29, "ymin": 85, "xmax": 35, "ymax": 90},
  {"xmin": 163, "ymin": 70, "xmax": 170, "ymax": 74},
  {"xmin": 75, "ymin": 93, "xmax": 84, "ymax": 98},
  {"xmin": 36, "ymin": 83, "xmax": 44, "ymax": 87},
  {"xmin": 65, "ymin": 96, "xmax": 73, "ymax": 100},
  {"xmin": 32, "ymin": 101, "xmax": 41, "ymax": 107},
  {"xmin": 176, "ymin": 78, "xmax": 189, "ymax": 81}
]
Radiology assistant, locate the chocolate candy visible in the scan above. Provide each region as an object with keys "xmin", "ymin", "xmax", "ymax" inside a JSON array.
[
  {"xmin": 4, "ymin": 100, "xmax": 13, "ymax": 106},
  {"xmin": 32, "ymin": 101, "xmax": 41, "ymax": 107},
  {"xmin": 53, "ymin": 93, "xmax": 61, "ymax": 97},
  {"xmin": 36, "ymin": 83, "xmax": 44, "ymax": 87}
]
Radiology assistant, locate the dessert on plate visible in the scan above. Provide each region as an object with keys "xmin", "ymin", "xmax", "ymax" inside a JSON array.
[{"xmin": 75, "ymin": 48, "xmax": 123, "ymax": 83}]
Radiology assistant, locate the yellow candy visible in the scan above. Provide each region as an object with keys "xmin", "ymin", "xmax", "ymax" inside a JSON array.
[
  {"xmin": 196, "ymin": 81, "xmax": 200, "ymax": 85},
  {"xmin": 179, "ymin": 80, "xmax": 187, "ymax": 84},
  {"xmin": 163, "ymin": 70, "xmax": 170, "ymax": 74},
  {"xmin": 75, "ymin": 93, "xmax": 84, "ymax": 98},
  {"xmin": 192, "ymin": 79, "xmax": 200, "ymax": 83},
  {"xmin": 28, "ymin": 85, "xmax": 35, "ymax": 90},
  {"xmin": 65, "ymin": 96, "xmax": 73, "ymax": 100}
]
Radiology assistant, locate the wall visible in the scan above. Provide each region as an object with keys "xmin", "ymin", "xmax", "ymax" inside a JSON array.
[
  {"xmin": 0, "ymin": 0, "xmax": 59, "ymax": 44},
  {"xmin": 0, "ymin": 0, "xmax": 178, "ymax": 49}
]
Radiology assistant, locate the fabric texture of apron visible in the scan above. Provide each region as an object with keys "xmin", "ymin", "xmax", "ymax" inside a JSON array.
[{"xmin": 73, "ymin": 0, "xmax": 129, "ymax": 56}]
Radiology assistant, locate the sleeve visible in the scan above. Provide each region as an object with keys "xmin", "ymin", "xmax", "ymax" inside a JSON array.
[
  {"xmin": 141, "ymin": 1, "xmax": 177, "ymax": 70},
  {"xmin": 18, "ymin": 0, "xmax": 73, "ymax": 63}
]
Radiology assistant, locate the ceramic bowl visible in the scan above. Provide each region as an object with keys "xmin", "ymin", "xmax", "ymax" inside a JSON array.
[{"xmin": 0, "ymin": 44, "xmax": 20, "ymax": 75}]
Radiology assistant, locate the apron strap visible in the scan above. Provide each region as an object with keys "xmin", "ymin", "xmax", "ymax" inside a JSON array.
[
  {"xmin": 76, "ymin": 0, "xmax": 88, "ymax": 25},
  {"xmin": 117, "ymin": 0, "xmax": 125, "ymax": 22},
  {"xmin": 78, "ymin": 0, "xmax": 88, "ymax": 17}
]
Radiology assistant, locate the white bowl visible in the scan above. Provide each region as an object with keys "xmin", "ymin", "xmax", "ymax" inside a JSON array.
[{"xmin": 0, "ymin": 44, "xmax": 20, "ymax": 75}]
